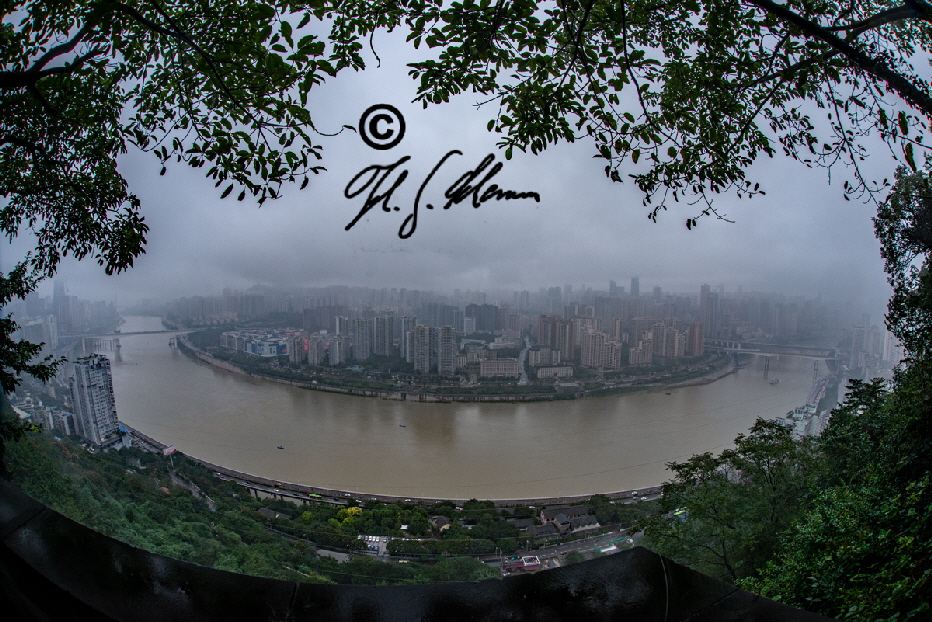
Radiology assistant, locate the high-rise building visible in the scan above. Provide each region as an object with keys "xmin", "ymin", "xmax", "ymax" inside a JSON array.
[
  {"xmin": 630, "ymin": 316, "xmax": 655, "ymax": 344},
  {"xmin": 373, "ymin": 316, "xmax": 394, "ymax": 356},
  {"xmin": 351, "ymin": 319, "xmax": 370, "ymax": 360},
  {"xmin": 69, "ymin": 354, "xmax": 119, "ymax": 445},
  {"xmin": 700, "ymin": 284, "xmax": 719, "ymax": 337},
  {"xmin": 465, "ymin": 303, "xmax": 499, "ymax": 332},
  {"xmin": 630, "ymin": 277, "xmax": 640, "ymax": 298},
  {"xmin": 438, "ymin": 326, "xmax": 456, "ymax": 376},
  {"xmin": 334, "ymin": 316, "xmax": 350, "ymax": 336},
  {"xmin": 883, "ymin": 330, "xmax": 903, "ymax": 364},
  {"xmin": 307, "ymin": 336, "xmax": 326, "ymax": 365},
  {"xmin": 399, "ymin": 316, "xmax": 417, "ymax": 359},
  {"xmin": 579, "ymin": 330, "xmax": 622, "ymax": 369},
  {"xmin": 413, "ymin": 325, "xmax": 435, "ymax": 373},
  {"xmin": 288, "ymin": 336, "xmax": 307, "ymax": 364},
  {"xmin": 328, "ymin": 337, "xmax": 346, "ymax": 365},
  {"xmin": 405, "ymin": 329, "xmax": 417, "ymax": 364},
  {"xmin": 537, "ymin": 314, "xmax": 576, "ymax": 362},
  {"xmin": 686, "ymin": 321, "xmax": 704, "ymax": 357}
]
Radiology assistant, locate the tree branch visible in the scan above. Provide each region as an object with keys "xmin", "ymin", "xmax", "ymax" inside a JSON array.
[
  {"xmin": 115, "ymin": 1, "xmax": 263, "ymax": 127},
  {"xmin": 0, "ymin": 136, "xmax": 50, "ymax": 162},
  {"xmin": 746, "ymin": 0, "xmax": 932, "ymax": 119},
  {"xmin": 826, "ymin": 5, "xmax": 919, "ymax": 34},
  {"xmin": 0, "ymin": 29, "xmax": 103, "ymax": 90}
]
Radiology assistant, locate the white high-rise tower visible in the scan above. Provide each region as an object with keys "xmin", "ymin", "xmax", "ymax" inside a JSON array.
[{"xmin": 70, "ymin": 354, "xmax": 119, "ymax": 444}]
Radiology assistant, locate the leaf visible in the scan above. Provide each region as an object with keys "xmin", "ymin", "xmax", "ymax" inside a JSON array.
[{"xmin": 905, "ymin": 142, "xmax": 916, "ymax": 171}]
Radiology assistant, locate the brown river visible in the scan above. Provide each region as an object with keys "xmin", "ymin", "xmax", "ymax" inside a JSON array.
[{"xmin": 106, "ymin": 316, "xmax": 824, "ymax": 500}]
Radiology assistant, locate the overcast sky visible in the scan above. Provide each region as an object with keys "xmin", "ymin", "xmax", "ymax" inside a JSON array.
[{"xmin": 3, "ymin": 26, "xmax": 895, "ymax": 318}]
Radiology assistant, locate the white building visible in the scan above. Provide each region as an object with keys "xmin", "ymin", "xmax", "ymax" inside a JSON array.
[
  {"xmin": 400, "ymin": 316, "xmax": 417, "ymax": 359},
  {"xmin": 329, "ymin": 337, "xmax": 346, "ymax": 365},
  {"xmin": 480, "ymin": 358, "xmax": 520, "ymax": 377},
  {"xmin": 308, "ymin": 335, "xmax": 326, "ymax": 365},
  {"xmin": 70, "ymin": 354, "xmax": 120, "ymax": 445}
]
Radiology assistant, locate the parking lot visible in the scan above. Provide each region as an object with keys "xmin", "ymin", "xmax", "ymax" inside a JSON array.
[{"xmin": 357, "ymin": 534, "xmax": 391, "ymax": 556}]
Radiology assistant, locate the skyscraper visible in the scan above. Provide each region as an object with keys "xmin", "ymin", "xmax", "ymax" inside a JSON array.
[
  {"xmin": 70, "ymin": 354, "xmax": 119, "ymax": 445},
  {"xmin": 413, "ymin": 325, "xmax": 435, "ymax": 373},
  {"xmin": 328, "ymin": 337, "xmax": 346, "ymax": 365},
  {"xmin": 630, "ymin": 277, "xmax": 640, "ymax": 298},
  {"xmin": 400, "ymin": 316, "xmax": 417, "ymax": 359},
  {"xmin": 373, "ymin": 316, "xmax": 394, "ymax": 356},
  {"xmin": 700, "ymin": 284, "xmax": 718, "ymax": 337},
  {"xmin": 351, "ymin": 318, "xmax": 370, "ymax": 360},
  {"xmin": 438, "ymin": 326, "xmax": 456, "ymax": 376}
]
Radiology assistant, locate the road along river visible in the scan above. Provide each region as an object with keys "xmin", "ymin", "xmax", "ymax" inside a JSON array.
[{"xmin": 107, "ymin": 316, "xmax": 825, "ymax": 500}]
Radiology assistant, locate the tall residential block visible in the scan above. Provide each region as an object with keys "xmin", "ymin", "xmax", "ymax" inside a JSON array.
[
  {"xmin": 400, "ymin": 316, "xmax": 417, "ymax": 359},
  {"xmin": 352, "ymin": 318, "xmax": 371, "ymax": 360},
  {"xmin": 413, "ymin": 325, "xmax": 435, "ymax": 373},
  {"xmin": 329, "ymin": 337, "xmax": 346, "ymax": 366},
  {"xmin": 686, "ymin": 321, "xmax": 704, "ymax": 357},
  {"xmin": 438, "ymin": 326, "xmax": 456, "ymax": 376},
  {"xmin": 373, "ymin": 316, "xmax": 394, "ymax": 356},
  {"xmin": 69, "ymin": 354, "xmax": 119, "ymax": 445}
]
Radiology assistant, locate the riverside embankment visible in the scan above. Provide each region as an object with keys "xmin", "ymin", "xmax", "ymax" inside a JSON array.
[
  {"xmin": 175, "ymin": 334, "xmax": 733, "ymax": 403},
  {"xmin": 176, "ymin": 336, "xmax": 574, "ymax": 402}
]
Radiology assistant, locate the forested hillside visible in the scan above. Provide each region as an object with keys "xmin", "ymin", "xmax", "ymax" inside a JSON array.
[{"xmin": 640, "ymin": 169, "xmax": 932, "ymax": 621}]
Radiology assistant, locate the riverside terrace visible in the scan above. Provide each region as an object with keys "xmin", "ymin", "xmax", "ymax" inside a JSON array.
[{"xmin": 0, "ymin": 477, "xmax": 838, "ymax": 621}]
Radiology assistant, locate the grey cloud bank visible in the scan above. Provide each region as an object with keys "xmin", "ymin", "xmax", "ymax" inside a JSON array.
[{"xmin": 3, "ymin": 29, "xmax": 891, "ymax": 317}]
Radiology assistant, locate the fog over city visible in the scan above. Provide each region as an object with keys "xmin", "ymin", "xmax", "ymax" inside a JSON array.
[{"xmin": 2, "ymin": 29, "xmax": 893, "ymax": 317}]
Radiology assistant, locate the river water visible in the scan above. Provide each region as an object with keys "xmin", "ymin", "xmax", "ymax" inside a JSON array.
[{"xmin": 107, "ymin": 316, "xmax": 823, "ymax": 499}]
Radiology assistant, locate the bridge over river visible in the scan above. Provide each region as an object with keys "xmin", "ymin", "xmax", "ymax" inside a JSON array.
[{"xmin": 704, "ymin": 338, "xmax": 838, "ymax": 358}]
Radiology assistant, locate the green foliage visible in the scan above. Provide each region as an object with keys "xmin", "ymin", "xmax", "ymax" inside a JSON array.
[
  {"xmin": 588, "ymin": 494, "xmax": 659, "ymax": 528},
  {"xmin": 186, "ymin": 329, "xmax": 225, "ymax": 350},
  {"xmin": 497, "ymin": 537, "xmax": 519, "ymax": 555},
  {"xmin": 656, "ymin": 172, "xmax": 932, "ymax": 618},
  {"xmin": 875, "ymin": 165, "xmax": 932, "ymax": 359},
  {"xmin": 413, "ymin": 556, "xmax": 499, "ymax": 583},
  {"xmin": 2, "ymin": 429, "xmax": 530, "ymax": 585},
  {"xmin": 564, "ymin": 551, "xmax": 586, "ymax": 565},
  {"xmin": 1, "ymin": 0, "xmax": 362, "ymax": 401},
  {"xmin": 745, "ymin": 478, "xmax": 932, "ymax": 621},
  {"xmin": 328, "ymin": 0, "xmax": 932, "ymax": 223},
  {"xmin": 639, "ymin": 419, "xmax": 818, "ymax": 583}
]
